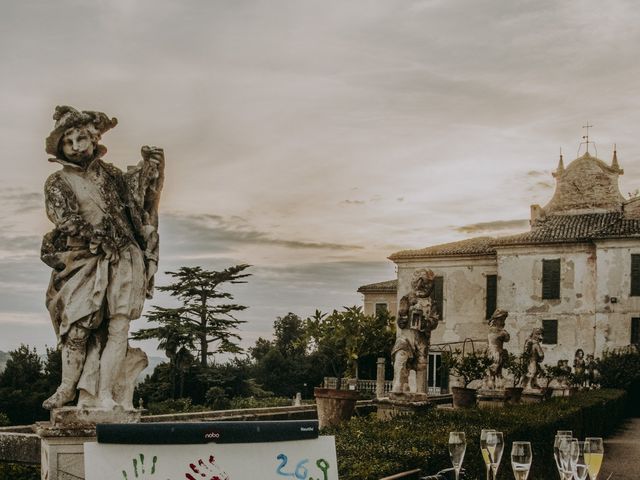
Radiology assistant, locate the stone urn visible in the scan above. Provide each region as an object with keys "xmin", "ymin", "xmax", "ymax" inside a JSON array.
[
  {"xmin": 314, "ymin": 387, "xmax": 359, "ymax": 429},
  {"xmin": 505, "ymin": 387, "xmax": 524, "ymax": 404},
  {"xmin": 451, "ymin": 387, "xmax": 477, "ymax": 408}
]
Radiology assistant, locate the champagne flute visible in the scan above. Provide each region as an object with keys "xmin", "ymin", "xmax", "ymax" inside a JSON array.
[
  {"xmin": 486, "ymin": 431, "xmax": 504, "ymax": 479},
  {"xmin": 554, "ymin": 434, "xmax": 572, "ymax": 479},
  {"xmin": 557, "ymin": 436, "xmax": 574, "ymax": 480},
  {"xmin": 572, "ymin": 441, "xmax": 589, "ymax": 480},
  {"xmin": 448, "ymin": 431, "xmax": 466, "ymax": 480},
  {"xmin": 584, "ymin": 437, "xmax": 604, "ymax": 480},
  {"xmin": 511, "ymin": 441, "xmax": 532, "ymax": 480},
  {"xmin": 480, "ymin": 429, "xmax": 496, "ymax": 480}
]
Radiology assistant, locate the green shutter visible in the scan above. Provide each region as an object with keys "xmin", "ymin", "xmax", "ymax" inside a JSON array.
[
  {"xmin": 631, "ymin": 255, "xmax": 640, "ymax": 296},
  {"xmin": 631, "ymin": 318, "xmax": 640, "ymax": 345},
  {"xmin": 542, "ymin": 259, "xmax": 561, "ymax": 300},
  {"xmin": 432, "ymin": 276, "xmax": 444, "ymax": 321},
  {"xmin": 542, "ymin": 319, "xmax": 558, "ymax": 345},
  {"xmin": 486, "ymin": 275, "xmax": 497, "ymax": 319}
]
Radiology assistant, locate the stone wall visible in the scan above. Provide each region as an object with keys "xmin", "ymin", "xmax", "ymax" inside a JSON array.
[
  {"xmin": 496, "ymin": 243, "xmax": 597, "ymax": 365},
  {"xmin": 594, "ymin": 239, "xmax": 640, "ymax": 354}
]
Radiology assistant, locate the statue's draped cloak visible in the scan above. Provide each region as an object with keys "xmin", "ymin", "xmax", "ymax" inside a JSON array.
[{"xmin": 41, "ymin": 155, "xmax": 162, "ymax": 396}]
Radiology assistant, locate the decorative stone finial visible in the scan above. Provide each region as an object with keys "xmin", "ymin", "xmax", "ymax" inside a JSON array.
[
  {"xmin": 611, "ymin": 144, "xmax": 624, "ymax": 174},
  {"xmin": 552, "ymin": 148, "xmax": 565, "ymax": 178}
]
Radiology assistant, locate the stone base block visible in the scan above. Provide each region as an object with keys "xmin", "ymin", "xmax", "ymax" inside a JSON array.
[
  {"xmin": 477, "ymin": 389, "xmax": 508, "ymax": 408},
  {"xmin": 521, "ymin": 391, "xmax": 545, "ymax": 404},
  {"xmin": 375, "ymin": 397, "xmax": 433, "ymax": 420},
  {"xmin": 388, "ymin": 392, "xmax": 429, "ymax": 402},
  {"xmin": 50, "ymin": 406, "xmax": 141, "ymax": 427},
  {"xmin": 41, "ymin": 434, "xmax": 94, "ymax": 480}
]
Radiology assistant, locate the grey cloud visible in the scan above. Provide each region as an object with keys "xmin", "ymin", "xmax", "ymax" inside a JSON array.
[
  {"xmin": 0, "ymin": 233, "xmax": 41, "ymax": 253},
  {"xmin": 161, "ymin": 212, "xmax": 363, "ymax": 257},
  {"xmin": 0, "ymin": 188, "xmax": 42, "ymax": 215},
  {"xmin": 455, "ymin": 219, "xmax": 529, "ymax": 234}
]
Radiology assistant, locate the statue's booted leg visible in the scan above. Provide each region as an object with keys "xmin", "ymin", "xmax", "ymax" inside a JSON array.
[
  {"xmin": 43, "ymin": 325, "xmax": 89, "ymax": 410},
  {"xmin": 98, "ymin": 315, "xmax": 130, "ymax": 409}
]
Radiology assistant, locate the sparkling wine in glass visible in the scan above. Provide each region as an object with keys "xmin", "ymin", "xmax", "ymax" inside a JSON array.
[
  {"xmin": 480, "ymin": 429, "xmax": 496, "ymax": 480},
  {"xmin": 486, "ymin": 431, "xmax": 504, "ymax": 478},
  {"xmin": 584, "ymin": 437, "xmax": 604, "ymax": 480},
  {"xmin": 511, "ymin": 441, "xmax": 532, "ymax": 480},
  {"xmin": 448, "ymin": 431, "xmax": 466, "ymax": 480}
]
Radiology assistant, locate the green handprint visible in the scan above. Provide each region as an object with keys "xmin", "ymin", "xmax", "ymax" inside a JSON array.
[{"xmin": 121, "ymin": 453, "xmax": 160, "ymax": 479}]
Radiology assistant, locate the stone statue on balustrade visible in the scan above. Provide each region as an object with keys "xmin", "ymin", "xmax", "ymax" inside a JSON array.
[
  {"xmin": 521, "ymin": 327, "xmax": 544, "ymax": 391},
  {"xmin": 484, "ymin": 309, "xmax": 510, "ymax": 390},
  {"xmin": 391, "ymin": 268, "xmax": 440, "ymax": 398},
  {"xmin": 40, "ymin": 106, "xmax": 164, "ymax": 414}
]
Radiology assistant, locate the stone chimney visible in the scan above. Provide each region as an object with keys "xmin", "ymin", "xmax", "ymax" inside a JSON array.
[{"xmin": 530, "ymin": 204, "xmax": 546, "ymax": 226}]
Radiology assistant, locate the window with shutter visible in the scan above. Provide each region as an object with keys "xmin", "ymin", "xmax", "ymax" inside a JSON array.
[
  {"xmin": 631, "ymin": 318, "xmax": 640, "ymax": 346},
  {"xmin": 486, "ymin": 274, "xmax": 497, "ymax": 320},
  {"xmin": 375, "ymin": 302, "xmax": 388, "ymax": 317},
  {"xmin": 631, "ymin": 255, "xmax": 640, "ymax": 296},
  {"xmin": 542, "ymin": 319, "xmax": 558, "ymax": 345},
  {"xmin": 432, "ymin": 276, "xmax": 444, "ymax": 321},
  {"xmin": 542, "ymin": 259, "xmax": 561, "ymax": 300}
]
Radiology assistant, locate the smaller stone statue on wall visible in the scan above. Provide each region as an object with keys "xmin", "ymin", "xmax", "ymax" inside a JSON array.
[
  {"xmin": 484, "ymin": 309, "xmax": 510, "ymax": 390},
  {"xmin": 521, "ymin": 327, "xmax": 544, "ymax": 390},
  {"xmin": 391, "ymin": 269, "xmax": 440, "ymax": 396}
]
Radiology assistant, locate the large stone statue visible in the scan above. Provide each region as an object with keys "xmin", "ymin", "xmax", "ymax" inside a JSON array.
[
  {"xmin": 40, "ymin": 106, "xmax": 164, "ymax": 411},
  {"xmin": 521, "ymin": 327, "xmax": 544, "ymax": 390},
  {"xmin": 391, "ymin": 269, "xmax": 440, "ymax": 395},
  {"xmin": 484, "ymin": 309, "xmax": 510, "ymax": 390}
]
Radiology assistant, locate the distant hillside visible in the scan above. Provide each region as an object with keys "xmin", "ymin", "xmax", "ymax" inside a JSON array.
[{"xmin": 0, "ymin": 350, "xmax": 165, "ymax": 381}]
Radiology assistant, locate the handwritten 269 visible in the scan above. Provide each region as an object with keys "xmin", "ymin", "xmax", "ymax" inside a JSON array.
[{"xmin": 276, "ymin": 453, "xmax": 330, "ymax": 480}]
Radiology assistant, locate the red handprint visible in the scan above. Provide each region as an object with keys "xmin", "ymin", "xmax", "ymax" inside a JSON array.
[{"xmin": 184, "ymin": 454, "xmax": 229, "ymax": 480}]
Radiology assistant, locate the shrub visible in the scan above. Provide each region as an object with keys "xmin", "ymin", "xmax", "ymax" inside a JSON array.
[
  {"xmin": 443, "ymin": 349, "xmax": 491, "ymax": 388},
  {"xmin": 146, "ymin": 398, "xmax": 207, "ymax": 415},
  {"xmin": 0, "ymin": 463, "xmax": 39, "ymax": 480},
  {"xmin": 597, "ymin": 346, "xmax": 640, "ymax": 414},
  {"xmin": 326, "ymin": 389, "xmax": 627, "ymax": 480}
]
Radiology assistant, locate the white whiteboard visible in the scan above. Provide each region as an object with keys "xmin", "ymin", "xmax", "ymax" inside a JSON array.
[{"xmin": 84, "ymin": 436, "xmax": 338, "ymax": 480}]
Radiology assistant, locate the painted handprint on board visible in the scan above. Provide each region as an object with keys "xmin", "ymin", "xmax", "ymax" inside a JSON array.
[
  {"xmin": 121, "ymin": 454, "xmax": 165, "ymax": 480},
  {"xmin": 185, "ymin": 454, "xmax": 230, "ymax": 480}
]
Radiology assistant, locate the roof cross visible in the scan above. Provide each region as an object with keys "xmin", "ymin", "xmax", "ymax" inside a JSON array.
[{"xmin": 582, "ymin": 122, "xmax": 593, "ymax": 153}]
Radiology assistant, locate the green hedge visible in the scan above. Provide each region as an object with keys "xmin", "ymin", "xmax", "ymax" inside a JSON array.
[
  {"xmin": 326, "ymin": 389, "xmax": 627, "ymax": 480},
  {"xmin": 0, "ymin": 463, "xmax": 39, "ymax": 480}
]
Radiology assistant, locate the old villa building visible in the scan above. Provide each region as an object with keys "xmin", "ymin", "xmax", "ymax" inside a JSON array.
[{"xmin": 360, "ymin": 148, "xmax": 640, "ymax": 375}]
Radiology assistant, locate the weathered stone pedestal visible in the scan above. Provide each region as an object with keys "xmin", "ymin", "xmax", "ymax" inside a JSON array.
[
  {"xmin": 34, "ymin": 407, "xmax": 142, "ymax": 480},
  {"xmin": 376, "ymin": 393, "xmax": 433, "ymax": 420},
  {"xmin": 477, "ymin": 389, "xmax": 509, "ymax": 408},
  {"xmin": 521, "ymin": 390, "xmax": 545, "ymax": 404}
]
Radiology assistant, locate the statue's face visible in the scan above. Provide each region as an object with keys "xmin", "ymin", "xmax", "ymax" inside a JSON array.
[{"xmin": 61, "ymin": 127, "xmax": 95, "ymax": 163}]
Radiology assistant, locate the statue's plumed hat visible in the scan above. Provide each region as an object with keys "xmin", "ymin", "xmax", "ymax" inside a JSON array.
[{"xmin": 45, "ymin": 105, "xmax": 118, "ymax": 159}]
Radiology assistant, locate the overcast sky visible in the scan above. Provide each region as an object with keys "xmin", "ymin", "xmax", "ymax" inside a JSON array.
[{"xmin": 1, "ymin": 0, "xmax": 640, "ymax": 357}]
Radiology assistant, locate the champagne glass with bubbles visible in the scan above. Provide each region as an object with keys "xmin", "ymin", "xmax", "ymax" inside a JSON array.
[
  {"xmin": 448, "ymin": 432, "xmax": 466, "ymax": 480},
  {"xmin": 511, "ymin": 441, "xmax": 532, "ymax": 480},
  {"xmin": 480, "ymin": 429, "xmax": 495, "ymax": 480},
  {"xmin": 584, "ymin": 437, "xmax": 604, "ymax": 480},
  {"xmin": 486, "ymin": 431, "xmax": 504, "ymax": 479}
]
